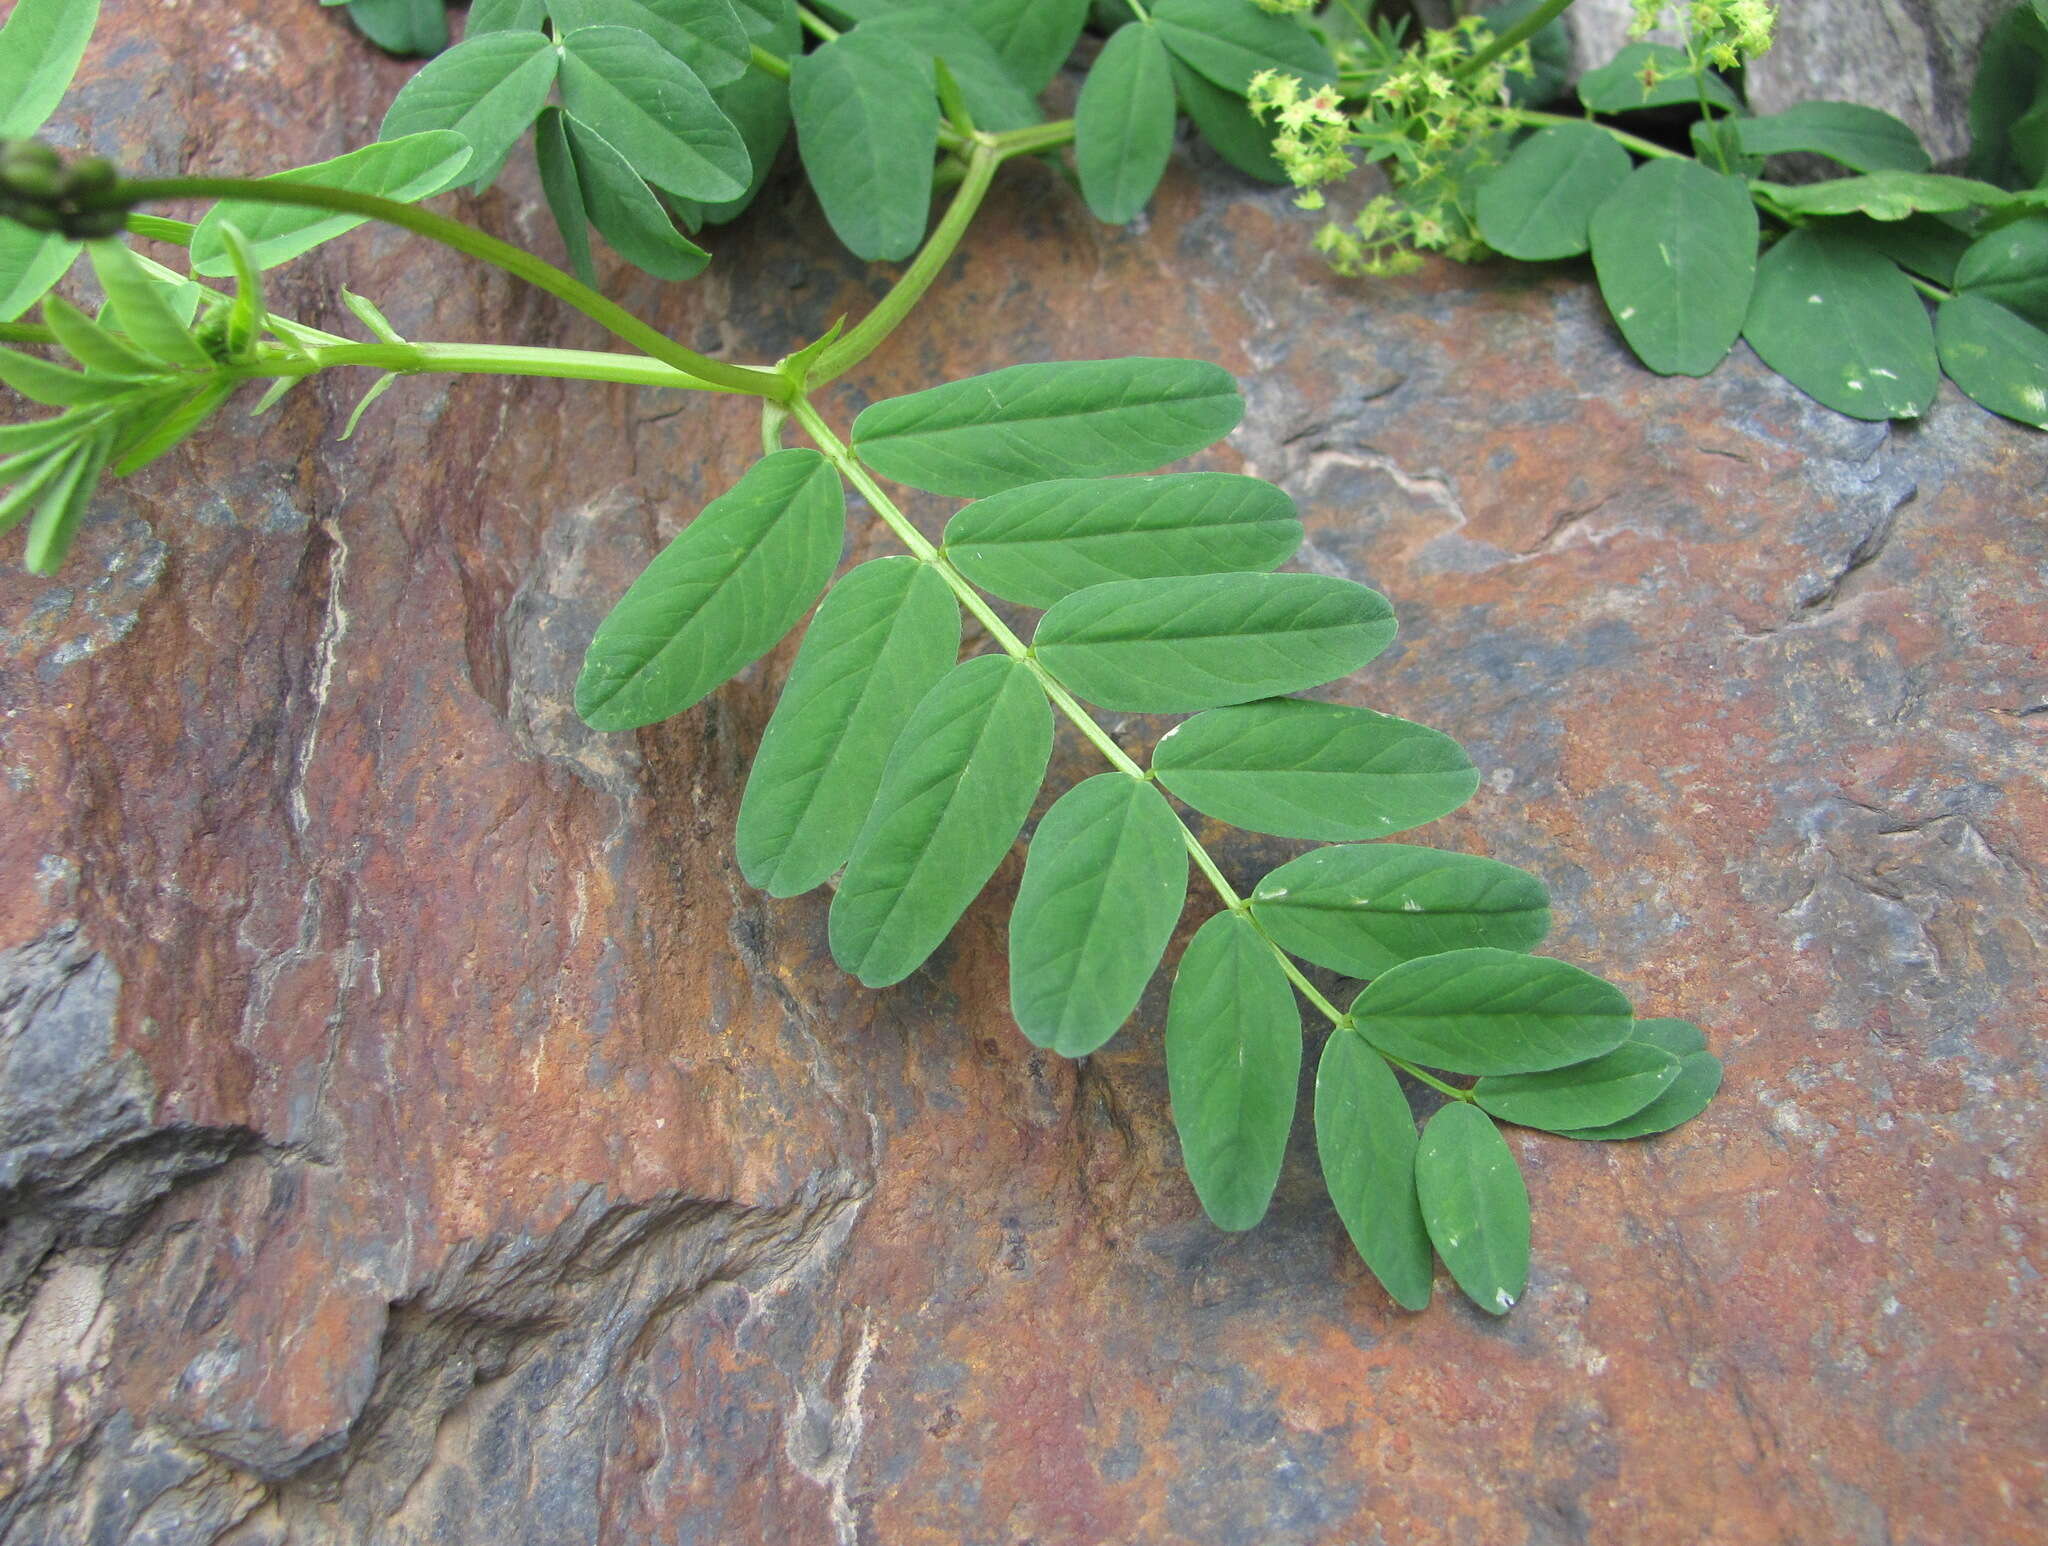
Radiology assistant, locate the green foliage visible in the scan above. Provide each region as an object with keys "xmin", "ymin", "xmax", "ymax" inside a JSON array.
[
  {"xmin": 1415, "ymin": 1103, "xmax": 1529, "ymax": 1315},
  {"xmin": 1076, "ymin": 22, "xmax": 1177, "ymax": 224},
  {"xmin": 1588, "ymin": 159, "xmax": 1757, "ymax": 377}
]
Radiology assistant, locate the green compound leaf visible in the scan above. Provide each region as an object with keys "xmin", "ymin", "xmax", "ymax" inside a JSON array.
[
  {"xmin": 342, "ymin": 0, "xmax": 448, "ymax": 56},
  {"xmin": 110, "ymin": 376, "xmax": 237, "ymax": 476},
  {"xmin": 1152, "ymin": 698, "xmax": 1476, "ymax": 843},
  {"xmin": 1149, "ymin": 0, "xmax": 1335, "ymax": 95},
  {"xmin": 1475, "ymin": 121, "xmax": 1633, "ymax": 262},
  {"xmin": 562, "ymin": 114, "xmax": 714, "ymax": 281},
  {"xmin": 466, "ymin": 0, "xmax": 547, "ymax": 35},
  {"xmin": 0, "ymin": 226, "xmax": 78, "ymax": 325},
  {"xmin": 1630, "ymin": 1017, "xmax": 1708, "ymax": 1058},
  {"xmin": 0, "ymin": 0, "xmax": 101, "ymax": 138},
  {"xmin": 534, "ymin": 108, "xmax": 597, "ymax": 285},
  {"xmin": 1076, "ymin": 23, "xmax": 1177, "ymax": 225},
  {"xmin": 575, "ymin": 449, "xmax": 846, "ymax": 732},
  {"xmin": 1734, "ymin": 101, "xmax": 1932, "ymax": 174},
  {"xmin": 87, "ymin": 241, "xmax": 213, "ymax": 368},
  {"xmin": 0, "ymin": 345, "xmax": 130, "ymax": 407},
  {"xmin": 189, "ymin": 132, "xmax": 474, "ymax": 276},
  {"xmin": 1473, "ymin": 1041, "xmax": 1682, "ymax": 1132},
  {"xmin": 852, "ymin": 358, "xmax": 1243, "ymax": 498},
  {"xmin": 1967, "ymin": 5, "xmax": 2048, "ymax": 188},
  {"xmin": 42, "ymin": 294, "xmax": 157, "ymax": 379},
  {"xmin": 1956, "ymin": 214, "xmax": 2048, "ymax": 331},
  {"xmin": 791, "ymin": 29, "xmax": 939, "ymax": 262},
  {"xmin": 379, "ymin": 31, "xmax": 560, "ymax": 178},
  {"xmin": 1576, "ymin": 42, "xmax": 1739, "ymax": 114},
  {"xmin": 850, "ymin": 11, "xmax": 1044, "ymax": 133},
  {"xmin": 1935, "ymin": 292, "xmax": 2048, "ymax": 430},
  {"xmin": 1560, "ymin": 1041, "xmax": 1723, "ymax": 1140},
  {"xmin": 550, "ymin": 0, "xmax": 751, "ymax": 87},
  {"xmin": 21, "ymin": 426, "xmax": 112, "ymax": 575},
  {"xmin": 1165, "ymin": 910, "xmax": 1300, "ymax": 1231},
  {"xmin": 955, "ymin": 0, "xmax": 1088, "ymax": 92},
  {"xmin": 1743, "ymin": 226, "xmax": 1938, "ymax": 421},
  {"xmin": 829, "ymin": 654, "xmax": 1053, "ymax": 988},
  {"xmin": 1415, "ymin": 1103, "xmax": 1530, "ymax": 1316},
  {"xmin": 1314, "ymin": 1031, "xmax": 1432, "ymax": 1310},
  {"xmin": 1588, "ymin": 158, "xmax": 1757, "ymax": 377},
  {"xmin": 673, "ymin": 34, "xmax": 798, "ymax": 229},
  {"xmin": 1169, "ymin": 57, "xmax": 1288, "ymax": 184},
  {"xmin": 1034, "ymin": 573, "xmax": 1396, "ymax": 715},
  {"xmin": 1251, "ymin": 845, "xmax": 1551, "ymax": 980},
  {"xmin": 1010, "ymin": 774, "xmax": 1189, "ymax": 1056},
  {"xmin": 942, "ymin": 472, "xmax": 1301, "ymax": 607},
  {"xmin": 1351, "ymin": 947, "xmax": 1633, "ymax": 1077},
  {"xmin": 1757, "ymin": 171, "xmax": 2014, "ymax": 222},
  {"xmin": 737, "ymin": 557, "xmax": 962, "ymax": 898},
  {"xmin": 558, "ymin": 26, "xmax": 751, "ymax": 203}
]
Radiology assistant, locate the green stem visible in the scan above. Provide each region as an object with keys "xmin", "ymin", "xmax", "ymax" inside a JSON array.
[
  {"xmin": 1908, "ymin": 272, "xmax": 1955, "ymax": 304},
  {"xmin": 990, "ymin": 118, "xmax": 1078, "ymax": 158},
  {"xmin": 0, "ymin": 321, "xmax": 54, "ymax": 346},
  {"xmin": 110, "ymin": 176, "xmax": 790, "ymax": 400},
  {"xmin": 786, "ymin": 397, "xmax": 1468, "ymax": 1091},
  {"xmin": 797, "ymin": 4, "xmax": 838, "ymax": 42},
  {"xmin": 251, "ymin": 339, "xmax": 733, "ymax": 392},
  {"xmin": 1511, "ymin": 108, "xmax": 1679, "ymax": 160},
  {"xmin": 1457, "ymin": 0, "xmax": 1575, "ymax": 79},
  {"xmin": 749, "ymin": 43, "xmax": 791, "ymax": 81},
  {"xmin": 810, "ymin": 140, "xmax": 1002, "ymax": 385}
]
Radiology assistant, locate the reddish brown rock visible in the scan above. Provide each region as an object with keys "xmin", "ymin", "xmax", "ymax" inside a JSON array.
[{"xmin": 0, "ymin": 4, "xmax": 2043, "ymax": 1544}]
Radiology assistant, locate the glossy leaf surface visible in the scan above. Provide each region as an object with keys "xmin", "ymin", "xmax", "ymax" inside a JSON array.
[
  {"xmin": 1589, "ymin": 159, "xmax": 1758, "ymax": 376},
  {"xmin": 1936, "ymin": 292, "xmax": 2048, "ymax": 429},
  {"xmin": 1152, "ymin": 698, "xmax": 1475, "ymax": 842},
  {"xmin": 1010, "ymin": 775, "xmax": 1188, "ymax": 1055},
  {"xmin": 1351, "ymin": 947, "xmax": 1633, "ymax": 1076},
  {"xmin": 1743, "ymin": 226, "xmax": 1937, "ymax": 420},
  {"xmin": 1165, "ymin": 910, "xmax": 1300, "ymax": 1231}
]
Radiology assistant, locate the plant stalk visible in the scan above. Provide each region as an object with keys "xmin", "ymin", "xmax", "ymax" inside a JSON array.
[{"xmin": 1457, "ymin": 0, "xmax": 1577, "ymax": 79}]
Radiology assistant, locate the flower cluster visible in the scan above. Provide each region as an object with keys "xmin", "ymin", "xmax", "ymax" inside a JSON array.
[{"xmin": 1633, "ymin": 0, "xmax": 1777, "ymax": 71}]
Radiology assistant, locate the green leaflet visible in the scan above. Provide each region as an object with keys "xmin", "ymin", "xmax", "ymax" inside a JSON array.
[
  {"xmin": 1743, "ymin": 226, "xmax": 1937, "ymax": 421},
  {"xmin": 954, "ymin": 0, "xmax": 1088, "ymax": 92},
  {"xmin": 549, "ymin": 0, "xmax": 752, "ymax": 88},
  {"xmin": 1629, "ymin": 1017, "xmax": 1708, "ymax": 1058},
  {"xmin": 671, "ymin": 34, "xmax": 797, "ymax": 228},
  {"xmin": 42, "ymin": 295, "xmax": 158, "ymax": 379},
  {"xmin": 829, "ymin": 654, "xmax": 1053, "ymax": 987},
  {"xmin": 1733, "ymin": 102, "xmax": 1931, "ymax": 175},
  {"xmin": 1315, "ymin": 1033, "xmax": 1432, "ymax": 1309},
  {"xmin": 1251, "ymin": 844, "xmax": 1550, "ymax": 980},
  {"xmin": 1010, "ymin": 774, "xmax": 1189, "ymax": 1056},
  {"xmin": 942, "ymin": 473, "xmax": 1301, "ymax": 607},
  {"xmin": 1831, "ymin": 213, "xmax": 1972, "ymax": 288},
  {"xmin": 1351, "ymin": 947, "xmax": 1633, "ymax": 1077},
  {"xmin": 575, "ymin": 449, "xmax": 846, "ymax": 732},
  {"xmin": 557, "ymin": 26, "xmax": 751, "ymax": 203},
  {"xmin": 1956, "ymin": 214, "xmax": 2048, "ymax": 331},
  {"xmin": 850, "ymin": 12, "xmax": 1043, "ymax": 133},
  {"xmin": 1935, "ymin": 292, "xmax": 2048, "ymax": 430},
  {"xmin": 534, "ymin": 108, "xmax": 597, "ymax": 285},
  {"xmin": 737, "ymin": 557, "xmax": 961, "ymax": 898},
  {"xmin": 87, "ymin": 242, "xmax": 213, "ymax": 368},
  {"xmin": 1035, "ymin": 574, "xmax": 1396, "ymax": 716},
  {"xmin": 379, "ymin": 30, "xmax": 560, "ymax": 178},
  {"xmin": 0, "ymin": 226, "xmax": 78, "ymax": 325},
  {"xmin": 110, "ymin": 376, "xmax": 237, "ymax": 475},
  {"xmin": 0, "ymin": 445, "xmax": 79, "ymax": 541},
  {"xmin": 1576, "ymin": 42, "xmax": 1739, "ymax": 114},
  {"xmin": 1168, "ymin": 58, "xmax": 1288, "ymax": 184},
  {"xmin": 562, "ymin": 114, "xmax": 714, "ymax": 281},
  {"xmin": 1588, "ymin": 159, "xmax": 1757, "ymax": 377},
  {"xmin": 1151, "ymin": 698, "xmax": 1476, "ymax": 842},
  {"xmin": 342, "ymin": 0, "xmax": 448, "ymax": 55},
  {"xmin": 1165, "ymin": 910, "xmax": 1300, "ymax": 1231},
  {"xmin": 1075, "ymin": 23, "xmax": 1177, "ymax": 225},
  {"xmin": 790, "ymin": 29, "xmax": 939, "ymax": 262},
  {"xmin": 22, "ymin": 427, "xmax": 112, "ymax": 575},
  {"xmin": 852, "ymin": 358, "xmax": 1243, "ymax": 498},
  {"xmin": 1415, "ymin": 1103, "xmax": 1529, "ymax": 1316},
  {"xmin": 1561, "ymin": 1052, "xmax": 1723, "ymax": 1140},
  {"xmin": 188, "ymin": 132, "xmax": 474, "ymax": 276},
  {"xmin": 0, "ymin": 347, "xmax": 130, "ymax": 407},
  {"xmin": 0, "ymin": 0, "xmax": 101, "ymax": 137},
  {"xmin": 1473, "ymin": 1041, "xmax": 1682, "ymax": 1132},
  {"xmin": 1756, "ymin": 172, "xmax": 2014, "ymax": 223},
  {"xmin": 466, "ymin": 0, "xmax": 547, "ymax": 35},
  {"xmin": 1474, "ymin": 122, "xmax": 1632, "ymax": 263},
  {"xmin": 1149, "ymin": 0, "xmax": 1334, "ymax": 95},
  {"xmin": 1967, "ymin": 6, "xmax": 2048, "ymax": 188}
]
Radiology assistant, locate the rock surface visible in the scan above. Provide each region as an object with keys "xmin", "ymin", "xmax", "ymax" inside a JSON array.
[{"xmin": 1, "ymin": 4, "xmax": 2043, "ymax": 1544}]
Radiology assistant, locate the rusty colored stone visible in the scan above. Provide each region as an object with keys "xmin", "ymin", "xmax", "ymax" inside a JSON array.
[{"xmin": 0, "ymin": 4, "xmax": 2043, "ymax": 1544}]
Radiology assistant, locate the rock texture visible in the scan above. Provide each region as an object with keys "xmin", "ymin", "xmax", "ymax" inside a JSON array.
[{"xmin": 1, "ymin": 3, "xmax": 2044, "ymax": 1543}]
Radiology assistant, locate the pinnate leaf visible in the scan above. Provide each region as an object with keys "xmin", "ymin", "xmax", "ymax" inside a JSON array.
[
  {"xmin": 1415, "ymin": 1103, "xmax": 1529, "ymax": 1316},
  {"xmin": 1010, "ymin": 774, "xmax": 1188, "ymax": 1056},
  {"xmin": 829, "ymin": 654, "xmax": 1053, "ymax": 987},
  {"xmin": 1152, "ymin": 698, "xmax": 1476, "ymax": 842},
  {"xmin": 1077, "ymin": 24, "xmax": 1178, "ymax": 225},
  {"xmin": 88, "ymin": 241, "xmax": 213, "ymax": 368},
  {"xmin": 791, "ymin": 29, "xmax": 939, "ymax": 261},
  {"xmin": 1589, "ymin": 158, "xmax": 1757, "ymax": 376},
  {"xmin": 575, "ymin": 449, "xmax": 846, "ymax": 732},
  {"xmin": 1734, "ymin": 101, "xmax": 1931, "ymax": 174},
  {"xmin": 189, "ymin": 132, "xmax": 474, "ymax": 275},
  {"xmin": 1743, "ymin": 226, "xmax": 1937, "ymax": 420},
  {"xmin": 1165, "ymin": 910, "xmax": 1300, "ymax": 1231},
  {"xmin": 1473, "ymin": 1041, "xmax": 1681, "ymax": 1132},
  {"xmin": 1314, "ymin": 1032, "xmax": 1432, "ymax": 1310},
  {"xmin": 1475, "ymin": 122, "xmax": 1632, "ymax": 262},
  {"xmin": 853, "ymin": 358, "xmax": 1243, "ymax": 498},
  {"xmin": 1560, "ymin": 1049, "xmax": 1723, "ymax": 1140},
  {"xmin": 1034, "ymin": 573, "xmax": 1396, "ymax": 715},
  {"xmin": 1351, "ymin": 947, "xmax": 1633, "ymax": 1076},
  {"xmin": 1252, "ymin": 845, "xmax": 1550, "ymax": 980},
  {"xmin": 942, "ymin": 472, "xmax": 1300, "ymax": 607},
  {"xmin": 737, "ymin": 557, "xmax": 961, "ymax": 898}
]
